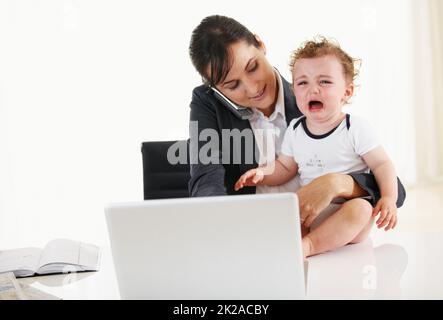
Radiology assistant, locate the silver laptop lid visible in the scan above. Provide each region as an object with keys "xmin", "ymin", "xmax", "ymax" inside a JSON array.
[{"xmin": 105, "ymin": 193, "xmax": 305, "ymax": 299}]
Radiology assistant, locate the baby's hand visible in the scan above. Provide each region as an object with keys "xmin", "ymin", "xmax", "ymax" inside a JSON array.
[
  {"xmin": 372, "ymin": 197, "xmax": 398, "ymax": 231},
  {"xmin": 234, "ymin": 168, "xmax": 264, "ymax": 191}
]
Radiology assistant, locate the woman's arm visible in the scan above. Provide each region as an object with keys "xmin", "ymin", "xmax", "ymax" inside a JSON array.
[
  {"xmin": 298, "ymin": 157, "xmax": 405, "ymax": 228},
  {"xmin": 188, "ymin": 87, "xmax": 227, "ymax": 197},
  {"xmin": 297, "ymin": 173, "xmax": 365, "ymax": 227}
]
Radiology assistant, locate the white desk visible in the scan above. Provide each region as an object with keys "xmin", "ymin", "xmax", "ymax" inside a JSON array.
[
  {"xmin": 16, "ymin": 230, "xmax": 443, "ymax": 299},
  {"xmin": 307, "ymin": 230, "xmax": 443, "ymax": 299}
]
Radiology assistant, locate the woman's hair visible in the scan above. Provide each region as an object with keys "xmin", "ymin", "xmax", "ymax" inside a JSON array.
[
  {"xmin": 189, "ymin": 15, "xmax": 260, "ymax": 86},
  {"xmin": 289, "ymin": 36, "xmax": 360, "ymax": 84}
]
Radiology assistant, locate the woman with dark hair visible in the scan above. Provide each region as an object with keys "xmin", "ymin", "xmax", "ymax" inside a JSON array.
[{"xmin": 188, "ymin": 15, "xmax": 405, "ymax": 245}]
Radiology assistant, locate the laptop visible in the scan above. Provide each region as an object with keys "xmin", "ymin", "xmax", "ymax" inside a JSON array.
[{"xmin": 105, "ymin": 193, "xmax": 305, "ymax": 299}]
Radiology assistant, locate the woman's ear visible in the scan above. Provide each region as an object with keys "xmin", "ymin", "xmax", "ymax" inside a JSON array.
[{"xmin": 254, "ymin": 34, "xmax": 266, "ymax": 55}]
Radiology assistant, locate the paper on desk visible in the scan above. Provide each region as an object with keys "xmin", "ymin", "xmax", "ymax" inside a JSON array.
[
  {"xmin": 0, "ymin": 272, "xmax": 27, "ymax": 300},
  {"xmin": 0, "ymin": 272, "xmax": 61, "ymax": 300}
]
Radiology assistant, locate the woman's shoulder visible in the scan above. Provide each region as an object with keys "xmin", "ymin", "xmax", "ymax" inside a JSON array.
[
  {"xmin": 192, "ymin": 84, "xmax": 214, "ymax": 104},
  {"xmin": 192, "ymin": 84, "xmax": 208, "ymax": 96},
  {"xmin": 190, "ymin": 84, "xmax": 240, "ymax": 125},
  {"xmin": 190, "ymin": 84, "xmax": 218, "ymax": 114}
]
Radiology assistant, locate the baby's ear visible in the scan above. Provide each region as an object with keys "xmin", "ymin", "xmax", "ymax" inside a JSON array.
[
  {"xmin": 346, "ymin": 82, "xmax": 354, "ymax": 98},
  {"xmin": 343, "ymin": 82, "xmax": 355, "ymax": 104}
]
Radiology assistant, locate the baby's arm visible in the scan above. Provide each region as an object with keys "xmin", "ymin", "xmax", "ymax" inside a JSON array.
[
  {"xmin": 363, "ymin": 146, "xmax": 398, "ymax": 231},
  {"xmin": 234, "ymin": 155, "xmax": 298, "ymax": 191}
]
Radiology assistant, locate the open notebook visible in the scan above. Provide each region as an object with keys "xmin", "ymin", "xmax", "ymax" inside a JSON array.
[{"xmin": 0, "ymin": 239, "xmax": 101, "ymax": 278}]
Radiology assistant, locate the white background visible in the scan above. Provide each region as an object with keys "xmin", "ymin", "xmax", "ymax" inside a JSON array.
[{"xmin": 0, "ymin": 0, "xmax": 429, "ymax": 248}]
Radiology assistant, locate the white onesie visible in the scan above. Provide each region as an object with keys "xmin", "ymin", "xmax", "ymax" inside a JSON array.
[{"xmin": 280, "ymin": 114, "xmax": 380, "ymax": 186}]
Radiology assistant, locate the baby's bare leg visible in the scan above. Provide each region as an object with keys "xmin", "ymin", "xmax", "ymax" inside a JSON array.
[
  {"xmin": 301, "ymin": 225, "xmax": 310, "ymax": 238},
  {"xmin": 302, "ymin": 199, "xmax": 373, "ymax": 258}
]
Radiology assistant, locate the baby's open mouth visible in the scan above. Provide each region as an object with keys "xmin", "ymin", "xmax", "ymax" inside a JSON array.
[{"xmin": 309, "ymin": 100, "xmax": 324, "ymax": 111}]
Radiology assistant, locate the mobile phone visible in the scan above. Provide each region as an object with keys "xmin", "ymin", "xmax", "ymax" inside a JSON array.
[{"xmin": 210, "ymin": 86, "xmax": 254, "ymax": 120}]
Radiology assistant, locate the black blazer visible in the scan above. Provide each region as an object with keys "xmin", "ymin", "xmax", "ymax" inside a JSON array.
[{"xmin": 188, "ymin": 76, "xmax": 406, "ymax": 207}]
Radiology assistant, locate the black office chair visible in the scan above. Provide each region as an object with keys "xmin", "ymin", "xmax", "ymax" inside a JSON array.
[{"xmin": 141, "ymin": 140, "xmax": 190, "ymax": 199}]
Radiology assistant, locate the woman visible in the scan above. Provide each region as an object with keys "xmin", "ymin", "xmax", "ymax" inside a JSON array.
[{"xmin": 187, "ymin": 15, "xmax": 405, "ymax": 253}]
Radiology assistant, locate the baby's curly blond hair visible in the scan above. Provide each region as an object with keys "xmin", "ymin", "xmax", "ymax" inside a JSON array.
[{"xmin": 289, "ymin": 36, "xmax": 361, "ymax": 84}]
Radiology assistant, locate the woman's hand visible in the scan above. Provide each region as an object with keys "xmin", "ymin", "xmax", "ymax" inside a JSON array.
[
  {"xmin": 234, "ymin": 169, "xmax": 265, "ymax": 191},
  {"xmin": 297, "ymin": 173, "xmax": 363, "ymax": 227}
]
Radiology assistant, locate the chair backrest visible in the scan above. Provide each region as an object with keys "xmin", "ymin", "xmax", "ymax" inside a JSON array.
[{"xmin": 141, "ymin": 140, "xmax": 190, "ymax": 200}]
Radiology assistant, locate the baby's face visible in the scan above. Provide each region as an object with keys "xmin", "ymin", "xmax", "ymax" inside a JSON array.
[{"xmin": 292, "ymin": 55, "xmax": 353, "ymax": 124}]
